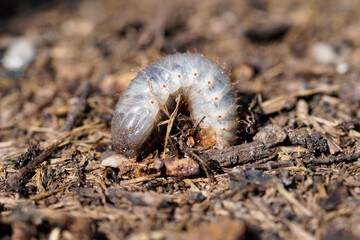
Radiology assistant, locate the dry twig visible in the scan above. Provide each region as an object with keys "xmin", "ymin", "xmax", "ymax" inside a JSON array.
[
  {"xmin": 201, "ymin": 141, "xmax": 274, "ymax": 167},
  {"xmin": 302, "ymin": 152, "xmax": 360, "ymax": 165},
  {"xmin": 64, "ymin": 82, "xmax": 90, "ymax": 130}
]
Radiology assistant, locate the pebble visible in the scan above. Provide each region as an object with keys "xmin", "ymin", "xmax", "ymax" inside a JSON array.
[
  {"xmin": 336, "ymin": 62, "xmax": 349, "ymax": 74},
  {"xmin": 310, "ymin": 42, "xmax": 337, "ymax": 64},
  {"xmin": 162, "ymin": 157, "xmax": 200, "ymax": 177},
  {"xmin": 2, "ymin": 38, "xmax": 36, "ymax": 71},
  {"xmin": 191, "ymin": 192, "xmax": 206, "ymax": 203},
  {"xmin": 101, "ymin": 154, "xmax": 129, "ymax": 168},
  {"xmin": 253, "ymin": 124, "xmax": 287, "ymax": 148}
]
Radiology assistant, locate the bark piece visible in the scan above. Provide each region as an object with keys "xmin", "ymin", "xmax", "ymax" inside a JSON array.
[{"xmin": 201, "ymin": 141, "xmax": 274, "ymax": 167}]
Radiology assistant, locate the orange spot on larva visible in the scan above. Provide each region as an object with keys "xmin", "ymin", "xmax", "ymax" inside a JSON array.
[
  {"xmin": 194, "ymin": 73, "xmax": 197, "ymax": 76},
  {"xmin": 197, "ymin": 129, "xmax": 217, "ymax": 147},
  {"xmin": 178, "ymin": 74, "xmax": 181, "ymax": 78},
  {"xmin": 187, "ymin": 136, "xmax": 195, "ymax": 147},
  {"xmin": 163, "ymin": 84, "xmax": 166, "ymax": 88},
  {"xmin": 208, "ymin": 81, "xmax": 211, "ymax": 84},
  {"xmin": 150, "ymin": 100, "xmax": 155, "ymax": 104},
  {"xmin": 218, "ymin": 115, "xmax": 222, "ymax": 118},
  {"xmin": 215, "ymin": 97, "xmax": 219, "ymax": 101}
]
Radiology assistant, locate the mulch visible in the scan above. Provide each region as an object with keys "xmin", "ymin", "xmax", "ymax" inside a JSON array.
[{"xmin": 1, "ymin": 0, "xmax": 360, "ymax": 239}]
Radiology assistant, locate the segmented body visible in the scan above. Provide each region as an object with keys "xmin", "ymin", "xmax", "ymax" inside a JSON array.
[{"xmin": 112, "ymin": 53, "xmax": 238, "ymax": 158}]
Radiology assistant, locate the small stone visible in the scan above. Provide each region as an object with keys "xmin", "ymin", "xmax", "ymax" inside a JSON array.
[
  {"xmin": 153, "ymin": 158, "xmax": 164, "ymax": 170},
  {"xmin": 191, "ymin": 192, "xmax": 206, "ymax": 202},
  {"xmin": 310, "ymin": 42, "xmax": 337, "ymax": 64},
  {"xmin": 101, "ymin": 154, "xmax": 129, "ymax": 168},
  {"xmin": 2, "ymin": 38, "xmax": 36, "ymax": 71},
  {"xmin": 162, "ymin": 157, "xmax": 200, "ymax": 177},
  {"xmin": 336, "ymin": 62, "xmax": 349, "ymax": 74},
  {"xmin": 253, "ymin": 124, "xmax": 287, "ymax": 147}
]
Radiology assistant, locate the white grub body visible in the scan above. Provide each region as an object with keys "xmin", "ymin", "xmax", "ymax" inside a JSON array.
[
  {"xmin": 112, "ymin": 53, "xmax": 238, "ymax": 158},
  {"xmin": 2, "ymin": 38, "xmax": 36, "ymax": 71}
]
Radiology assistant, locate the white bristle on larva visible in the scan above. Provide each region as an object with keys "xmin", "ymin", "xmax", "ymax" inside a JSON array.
[{"xmin": 112, "ymin": 53, "xmax": 238, "ymax": 158}]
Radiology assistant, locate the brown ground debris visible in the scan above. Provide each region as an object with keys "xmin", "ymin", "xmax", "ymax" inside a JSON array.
[{"xmin": 1, "ymin": 0, "xmax": 360, "ymax": 239}]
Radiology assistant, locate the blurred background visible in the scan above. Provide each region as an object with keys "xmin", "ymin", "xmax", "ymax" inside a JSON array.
[{"xmin": 1, "ymin": 1, "xmax": 360, "ymax": 239}]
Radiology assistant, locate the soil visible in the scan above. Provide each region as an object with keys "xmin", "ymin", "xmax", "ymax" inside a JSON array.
[{"xmin": 0, "ymin": 0, "xmax": 360, "ymax": 239}]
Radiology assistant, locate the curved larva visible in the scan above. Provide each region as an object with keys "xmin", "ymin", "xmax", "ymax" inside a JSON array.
[{"xmin": 112, "ymin": 53, "xmax": 238, "ymax": 158}]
